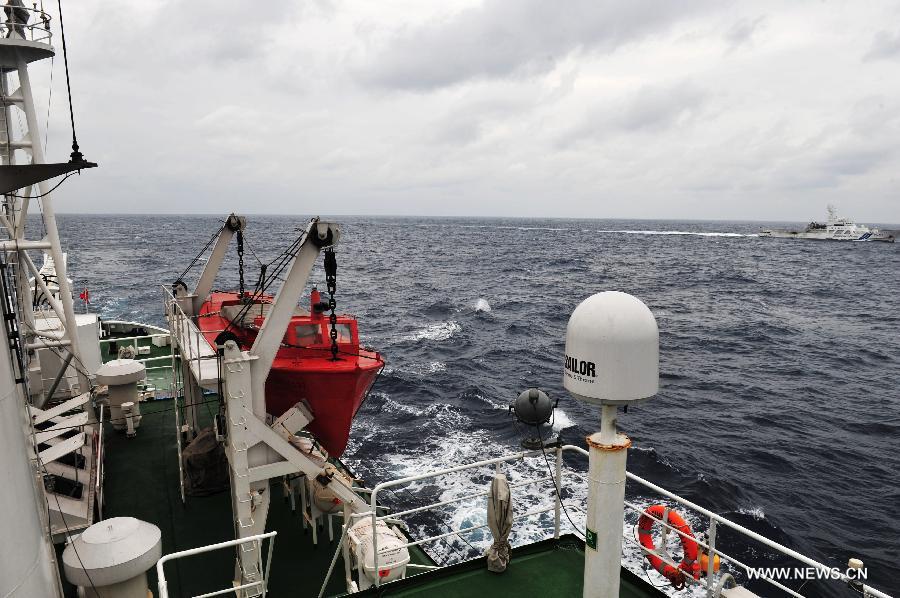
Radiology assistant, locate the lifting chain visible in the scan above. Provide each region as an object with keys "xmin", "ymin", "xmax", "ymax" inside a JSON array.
[
  {"xmin": 324, "ymin": 248, "xmax": 339, "ymax": 361},
  {"xmin": 236, "ymin": 229, "xmax": 245, "ymax": 300}
]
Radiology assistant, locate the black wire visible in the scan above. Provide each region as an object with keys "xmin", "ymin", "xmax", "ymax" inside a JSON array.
[
  {"xmin": 6, "ymin": 172, "xmax": 76, "ymax": 198},
  {"xmin": 536, "ymin": 426, "xmax": 586, "ymax": 541},
  {"xmin": 221, "ymin": 228, "xmax": 309, "ymax": 335},
  {"xmin": 55, "ymin": 0, "xmax": 82, "ymax": 161},
  {"xmin": 634, "ymin": 525, "xmax": 669, "ymax": 589},
  {"xmin": 176, "ymin": 222, "xmax": 226, "ymax": 283}
]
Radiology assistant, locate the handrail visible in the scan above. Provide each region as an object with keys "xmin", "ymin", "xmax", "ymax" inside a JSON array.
[
  {"xmin": 95, "ymin": 403, "xmax": 104, "ymax": 521},
  {"xmin": 369, "ymin": 448, "xmax": 546, "ymax": 586},
  {"xmin": 99, "ymin": 333, "xmax": 169, "ymax": 344},
  {"xmin": 562, "ymin": 445, "xmax": 892, "ymax": 598},
  {"xmin": 156, "ymin": 531, "xmax": 277, "ymax": 598},
  {"xmin": 359, "ymin": 443, "xmax": 892, "ymax": 598},
  {"xmin": 1, "ymin": 6, "xmax": 53, "ymax": 44}
]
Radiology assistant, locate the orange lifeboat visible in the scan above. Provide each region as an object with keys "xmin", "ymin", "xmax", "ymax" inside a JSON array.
[{"xmin": 197, "ymin": 288, "xmax": 383, "ymax": 457}]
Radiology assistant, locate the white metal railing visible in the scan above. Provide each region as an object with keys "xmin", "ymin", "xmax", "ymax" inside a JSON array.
[
  {"xmin": 156, "ymin": 531, "xmax": 277, "ymax": 598},
  {"xmin": 95, "ymin": 403, "xmax": 104, "ymax": 520},
  {"xmin": 161, "ymin": 284, "xmax": 221, "ymax": 388},
  {"xmin": 366, "ymin": 448, "xmax": 565, "ymax": 589},
  {"xmin": 566, "ymin": 445, "xmax": 892, "ymax": 598},
  {"xmin": 354, "ymin": 445, "xmax": 893, "ymax": 598},
  {"xmin": 1, "ymin": 6, "xmax": 52, "ymax": 44},
  {"xmin": 100, "ymin": 333, "xmax": 170, "ymax": 364}
]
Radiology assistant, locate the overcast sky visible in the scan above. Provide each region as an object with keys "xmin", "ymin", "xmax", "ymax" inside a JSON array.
[{"xmin": 31, "ymin": 1, "xmax": 900, "ymax": 222}]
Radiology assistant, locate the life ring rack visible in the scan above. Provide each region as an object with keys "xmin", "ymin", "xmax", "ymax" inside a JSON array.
[{"xmin": 637, "ymin": 504, "xmax": 701, "ymax": 589}]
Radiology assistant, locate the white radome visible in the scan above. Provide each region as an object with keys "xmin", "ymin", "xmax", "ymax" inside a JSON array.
[{"xmin": 564, "ymin": 291, "xmax": 659, "ymax": 405}]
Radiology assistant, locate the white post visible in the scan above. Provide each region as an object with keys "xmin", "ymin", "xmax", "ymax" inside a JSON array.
[
  {"xmin": 17, "ymin": 59, "xmax": 90, "ymax": 389},
  {"xmin": 583, "ymin": 405, "xmax": 629, "ymax": 598}
]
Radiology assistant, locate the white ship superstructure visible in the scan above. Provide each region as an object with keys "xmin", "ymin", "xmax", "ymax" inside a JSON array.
[{"xmin": 760, "ymin": 205, "xmax": 895, "ymax": 242}]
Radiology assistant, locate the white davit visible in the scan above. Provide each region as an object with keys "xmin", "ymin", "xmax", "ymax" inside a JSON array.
[{"xmin": 760, "ymin": 205, "xmax": 895, "ymax": 242}]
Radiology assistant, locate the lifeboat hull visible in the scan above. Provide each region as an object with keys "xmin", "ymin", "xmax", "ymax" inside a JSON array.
[
  {"xmin": 265, "ymin": 358, "xmax": 381, "ymax": 456},
  {"xmin": 197, "ymin": 292, "xmax": 382, "ymax": 457}
]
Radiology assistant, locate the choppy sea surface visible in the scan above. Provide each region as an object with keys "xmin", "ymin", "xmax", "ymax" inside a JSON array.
[{"xmin": 58, "ymin": 215, "xmax": 899, "ymax": 597}]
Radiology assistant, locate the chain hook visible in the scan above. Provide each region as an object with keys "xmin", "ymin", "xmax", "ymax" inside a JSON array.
[
  {"xmin": 236, "ymin": 229, "xmax": 246, "ymax": 300},
  {"xmin": 324, "ymin": 248, "xmax": 340, "ymax": 361}
]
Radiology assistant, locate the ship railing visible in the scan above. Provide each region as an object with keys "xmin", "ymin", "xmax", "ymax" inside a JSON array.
[
  {"xmin": 562, "ymin": 445, "xmax": 891, "ymax": 598},
  {"xmin": 366, "ymin": 447, "xmax": 578, "ymax": 589},
  {"xmin": 161, "ymin": 284, "xmax": 221, "ymax": 388},
  {"xmin": 156, "ymin": 531, "xmax": 277, "ymax": 598},
  {"xmin": 361, "ymin": 445, "xmax": 892, "ymax": 598},
  {"xmin": 95, "ymin": 403, "xmax": 104, "ymax": 520},
  {"xmin": 99, "ymin": 333, "xmax": 170, "ymax": 363},
  {"xmin": 0, "ymin": 6, "xmax": 52, "ymax": 44}
]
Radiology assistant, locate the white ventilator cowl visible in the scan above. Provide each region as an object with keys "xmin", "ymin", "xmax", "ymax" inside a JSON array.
[{"xmin": 563, "ymin": 291, "xmax": 659, "ymax": 405}]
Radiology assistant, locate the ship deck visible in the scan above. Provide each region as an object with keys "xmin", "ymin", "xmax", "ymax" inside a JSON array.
[
  {"xmin": 357, "ymin": 535, "xmax": 666, "ymax": 598},
  {"xmin": 60, "ymin": 396, "xmax": 435, "ymax": 597}
]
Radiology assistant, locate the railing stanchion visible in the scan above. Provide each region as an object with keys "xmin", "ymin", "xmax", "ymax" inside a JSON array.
[
  {"xmin": 371, "ymin": 492, "xmax": 380, "ymax": 586},
  {"xmin": 554, "ymin": 445, "xmax": 562, "ymax": 539},
  {"xmin": 705, "ymin": 518, "xmax": 717, "ymax": 597}
]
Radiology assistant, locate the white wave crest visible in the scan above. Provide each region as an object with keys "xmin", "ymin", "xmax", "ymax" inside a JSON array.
[
  {"xmin": 738, "ymin": 506, "xmax": 765, "ymax": 520},
  {"xmin": 552, "ymin": 409, "xmax": 576, "ymax": 431},
  {"xmin": 474, "ymin": 298, "xmax": 491, "ymax": 313},
  {"xmin": 401, "ymin": 361, "xmax": 447, "ymax": 376},
  {"xmin": 592, "ymin": 230, "xmax": 750, "ymax": 238},
  {"xmin": 400, "ymin": 321, "xmax": 461, "ymax": 342}
]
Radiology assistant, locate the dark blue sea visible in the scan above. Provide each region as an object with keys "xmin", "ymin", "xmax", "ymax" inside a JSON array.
[{"xmin": 58, "ymin": 215, "xmax": 900, "ymax": 597}]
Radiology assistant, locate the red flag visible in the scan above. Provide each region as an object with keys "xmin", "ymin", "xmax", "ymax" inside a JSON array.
[{"xmin": 79, "ymin": 288, "xmax": 90, "ymax": 304}]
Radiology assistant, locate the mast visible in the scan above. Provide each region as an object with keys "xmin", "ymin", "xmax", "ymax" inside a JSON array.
[{"xmin": 0, "ymin": 6, "xmax": 86, "ymax": 595}]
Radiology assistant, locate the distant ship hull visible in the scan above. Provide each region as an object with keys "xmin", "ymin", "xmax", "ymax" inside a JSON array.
[{"xmin": 759, "ymin": 229, "xmax": 895, "ymax": 242}]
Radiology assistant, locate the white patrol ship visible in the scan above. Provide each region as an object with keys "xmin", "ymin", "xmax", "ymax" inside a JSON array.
[{"xmin": 760, "ymin": 205, "xmax": 895, "ymax": 242}]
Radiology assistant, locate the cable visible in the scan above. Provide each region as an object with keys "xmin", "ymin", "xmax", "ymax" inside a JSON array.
[
  {"xmin": 38, "ymin": 455, "xmax": 99, "ymax": 595},
  {"xmin": 633, "ymin": 525, "xmax": 669, "ymax": 589},
  {"xmin": 6, "ymin": 172, "xmax": 76, "ymax": 198},
  {"xmin": 220, "ymin": 228, "xmax": 310, "ymax": 335},
  {"xmin": 175, "ymin": 221, "xmax": 226, "ymax": 283},
  {"xmin": 536, "ymin": 426, "xmax": 586, "ymax": 541},
  {"xmin": 43, "ymin": 55, "xmax": 54, "ymax": 155},
  {"xmin": 55, "ymin": 0, "xmax": 83, "ymax": 162}
]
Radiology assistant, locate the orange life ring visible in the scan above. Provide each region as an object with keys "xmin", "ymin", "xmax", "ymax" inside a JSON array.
[{"xmin": 638, "ymin": 505, "xmax": 700, "ymax": 589}]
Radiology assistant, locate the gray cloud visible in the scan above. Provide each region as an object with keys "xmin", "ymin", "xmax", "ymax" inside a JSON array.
[
  {"xmin": 723, "ymin": 16, "xmax": 766, "ymax": 52},
  {"xmin": 360, "ymin": 0, "xmax": 712, "ymax": 90},
  {"xmin": 863, "ymin": 30, "xmax": 900, "ymax": 61},
  {"xmin": 559, "ymin": 81, "xmax": 709, "ymax": 146}
]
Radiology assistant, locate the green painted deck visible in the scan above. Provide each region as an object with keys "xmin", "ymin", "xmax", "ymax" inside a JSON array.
[
  {"xmin": 358, "ymin": 536, "xmax": 665, "ymax": 598},
  {"xmin": 79, "ymin": 397, "xmax": 434, "ymax": 598}
]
